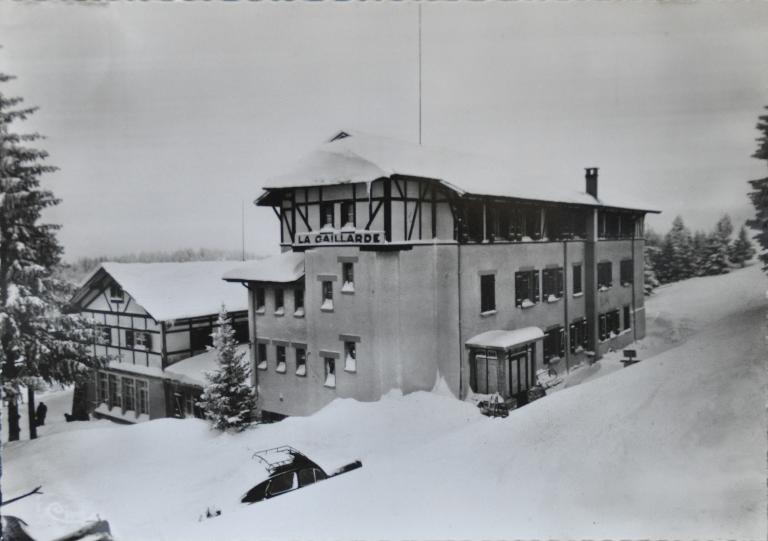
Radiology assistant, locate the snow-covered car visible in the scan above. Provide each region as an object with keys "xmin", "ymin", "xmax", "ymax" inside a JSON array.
[{"xmin": 241, "ymin": 446, "xmax": 362, "ymax": 504}]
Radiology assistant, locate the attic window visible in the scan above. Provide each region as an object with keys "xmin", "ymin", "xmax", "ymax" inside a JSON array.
[{"xmin": 109, "ymin": 284, "xmax": 124, "ymax": 302}]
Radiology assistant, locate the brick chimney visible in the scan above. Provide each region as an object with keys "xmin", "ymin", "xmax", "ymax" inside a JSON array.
[{"xmin": 585, "ymin": 167, "xmax": 599, "ymax": 198}]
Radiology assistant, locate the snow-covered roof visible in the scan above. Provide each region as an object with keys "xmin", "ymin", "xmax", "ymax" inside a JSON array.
[
  {"xmin": 223, "ymin": 251, "xmax": 305, "ymax": 284},
  {"xmin": 76, "ymin": 261, "xmax": 251, "ymax": 322},
  {"xmin": 260, "ymin": 130, "xmax": 659, "ymax": 213},
  {"xmin": 164, "ymin": 344, "xmax": 250, "ymax": 387},
  {"xmin": 465, "ymin": 327, "xmax": 544, "ymax": 350}
]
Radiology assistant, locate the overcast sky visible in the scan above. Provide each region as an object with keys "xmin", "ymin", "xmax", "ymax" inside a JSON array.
[{"xmin": 1, "ymin": 1, "xmax": 767, "ymax": 260}]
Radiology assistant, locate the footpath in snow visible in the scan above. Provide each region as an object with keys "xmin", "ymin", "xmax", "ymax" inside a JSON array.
[{"xmin": 2, "ymin": 264, "xmax": 766, "ymax": 540}]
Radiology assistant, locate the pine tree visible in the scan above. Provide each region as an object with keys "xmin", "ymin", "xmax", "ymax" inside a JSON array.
[
  {"xmin": 1, "ymin": 71, "xmax": 104, "ymax": 441},
  {"xmin": 730, "ymin": 225, "xmax": 755, "ymax": 267},
  {"xmin": 658, "ymin": 216, "xmax": 696, "ymax": 282},
  {"xmin": 691, "ymin": 230, "xmax": 708, "ymax": 276},
  {"xmin": 747, "ymin": 106, "xmax": 768, "ymax": 272},
  {"xmin": 643, "ymin": 244, "xmax": 660, "ymax": 295},
  {"xmin": 701, "ymin": 232, "xmax": 731, "ymax": 275},
  {"xmin": 198, "ymin": 307, "xmax": 256, "ymax": 431}
]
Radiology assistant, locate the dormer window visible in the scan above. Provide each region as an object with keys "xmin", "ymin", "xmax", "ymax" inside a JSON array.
[{"xmin": 109, "ymin": 284, "xmax": 124, "ymax": 302}]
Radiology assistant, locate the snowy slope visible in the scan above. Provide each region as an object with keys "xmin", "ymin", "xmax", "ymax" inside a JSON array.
[{"xmin": 2, "ymin": 265, "xmax": 766, "ymax": 540}]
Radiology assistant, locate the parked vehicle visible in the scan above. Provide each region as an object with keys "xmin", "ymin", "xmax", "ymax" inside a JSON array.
[{"xmin": 241, "ymin": 446, "xmax": 362, "ymax": 504}]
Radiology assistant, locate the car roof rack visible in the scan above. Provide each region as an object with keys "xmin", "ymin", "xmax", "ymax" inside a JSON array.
[{"xmin": 251, "ymin": 446, "xmax": 303, "ymax": 473}]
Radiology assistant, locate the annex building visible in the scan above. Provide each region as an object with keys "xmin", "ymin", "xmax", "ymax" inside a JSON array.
[
  {"xmin": 70, "ymin": 261, "xmax": 250, "ymax": 423},
  {"xmin": 224, "ymin": 130, "xmax": 659, "ymax": 419}
]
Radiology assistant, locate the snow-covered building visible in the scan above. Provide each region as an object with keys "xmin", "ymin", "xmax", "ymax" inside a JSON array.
[
  {"xmin": 70, "ymin": 261, "xmax": 250, "ymax": 423},
  {"xmin": 223, "ymin": 130, "xmax": 660, "ymax": 419}
]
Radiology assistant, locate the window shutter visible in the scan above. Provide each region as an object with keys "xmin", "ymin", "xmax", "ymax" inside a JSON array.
[
  {"xmin": 558, "ymin": 268, "xmax": 564, "ymax": 297},
  {"xmin": 125, "ymin": 330, "xmax": 134, "ymax": 348},
  {"xmin": 514, "ymin": 273, "xmax": 522, "ymax": 305},
  {"xmin": 559, "ymin": 328, "xmax": 566, "ymax": 357},
  {"xmin": 533, "ymin": 271, "xmax": 540, "ymax": 303}
]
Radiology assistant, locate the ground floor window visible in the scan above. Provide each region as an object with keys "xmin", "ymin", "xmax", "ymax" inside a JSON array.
[
  {"xmin": 543, "ymin": 327, "xmax": 565, "ymax": 364},
  {"xmin": 600, "ymin": 310, "xmax": 621, "ymax": 341},
  {"xmin": 623, "ymin": 305, "xmax": 631, "ymax": 331},
  {"xmin": 108, "ymin": 374, "xmax": 120, "ymax": 409},
  {"xmin": 470, "ymin": 345, "xmax": 535, "ymax": 399},
  {"xmin": 137, "ymin": 380, "xmax": 149, "ymax": 415},
  {"xmin": 99, "ymin": 372, "xmax": 109, "ymax": 403},
  {"xmin": 122, "ymin": 378, "xmax": 135, "ymax": 411},
  {"xmin": 324, "ymin": 358, "xmax": 336, "ymax": 388}
]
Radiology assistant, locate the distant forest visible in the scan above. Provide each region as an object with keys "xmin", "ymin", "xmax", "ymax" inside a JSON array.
[{"xmin": 60, "ymin": 248, "xmax": 263, "ymax": 283}]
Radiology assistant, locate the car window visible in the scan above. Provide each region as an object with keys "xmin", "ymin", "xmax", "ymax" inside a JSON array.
[
  {"xmin": 313, "ymin": 468, "xmax": 327, "ymax": 481},
  {"xmin": 267, "ymin": 472, "xmax": 296, "ymax": 496},
  {"xmin": 298, "ymin": 468, "xmax": 316, "ymax": 487}
]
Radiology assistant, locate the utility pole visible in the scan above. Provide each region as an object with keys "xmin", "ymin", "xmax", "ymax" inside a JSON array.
[{"xmin": 418, "ymin": 3, "xmax": 423, "ymax": 146}]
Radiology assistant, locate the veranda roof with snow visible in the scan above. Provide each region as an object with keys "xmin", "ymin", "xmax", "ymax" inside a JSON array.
[
  {"xmin": 73, "ymin": 261, "xmax": 251, "ymax": 322},
  {"xmin": 164, "ymin": 344, "xmax": 250, "ymax": 388},
  {"xmin": 259, "ymin": 130, "xmax": 659, "ymax": 213},
  {"xmin": 466, "ymin": 328, "xmax": 544, "ymax": 350},
  {"xmin": 222, "ymin": 251, "xmax": 305, "ymax": 283}
]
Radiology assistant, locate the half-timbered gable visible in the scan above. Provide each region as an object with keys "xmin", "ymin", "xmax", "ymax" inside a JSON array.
[{"xmin": 71, "ymin": 261, "xmax": 252, "ymax": 423}]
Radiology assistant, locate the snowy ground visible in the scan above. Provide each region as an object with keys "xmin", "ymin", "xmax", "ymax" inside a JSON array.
[{"xmin": 2, "ymin": 264, "xmax": 766, "ymax": 540}]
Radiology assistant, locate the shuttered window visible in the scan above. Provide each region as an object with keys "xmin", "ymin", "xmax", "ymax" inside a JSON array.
[
  {"xmin": 542, "ymin": 268, "xmax": 564, "ymax": 300},
  {"xmin": 515, "ymin": 270, "xmax": 540, "ymax": 307}
]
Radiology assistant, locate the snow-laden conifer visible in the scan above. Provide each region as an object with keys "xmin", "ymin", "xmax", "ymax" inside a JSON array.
[
  {"xmin": 198, "ymin": 307, "xmax": 256, "ymax": 431},
  {"xmin": 1, "ymin": 71, "xmax": 104, "ymax": 440}
]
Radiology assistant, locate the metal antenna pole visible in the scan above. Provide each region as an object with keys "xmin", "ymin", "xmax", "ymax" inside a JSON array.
[
  {"xmin": 241, "ymin": 201, "xmax": 245, "ymax": 261},
  {"xmin": 418, "ymin": 3, "xmax": 423, "ymax": 146}
]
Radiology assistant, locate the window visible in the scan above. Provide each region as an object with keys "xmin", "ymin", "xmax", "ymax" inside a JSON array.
[
  {"xmin": 599, "ymin": 313, "xmax": 607, "ymax": 342},
  {"xmin": 620, "ymin": 259, "xmax": 633, "ymax": 286},
  {"xmin": 126, "ymin": 330, "xmax": 151, "ymax": 350},
  {"xmin": 276, "ymin": 345, "xmax": 286, "ymax": 373},
  {"xmin": 572, "ymin": 264, "xmax": 583, "ymax": 296},
  {"xmin": 295, "ymin": 347, "xmax": 306, "ymax": 376},
  {"xmin": 298, "ymin": 468, "xmax": 326, "ymax": 488},
  {"xmin": 274, "ymin": 289, "xmax": 284, "ymax": 316},
  {"xmin": 320, "ymin": 202, "xmax": 335, "ymax": 229},
  {"xmin": 255, "ymin": 288, "xmax": 265, "ymax": 313},
  {"xmin": 99, "ymin": 372, "xmax": 108, "ymax": 404},
  {"xmin": 257, "ymin": 343, "xmax": 267, "ymax": 370},
  {"xmin": 542, "ymin": 267, "xmax": 564, "ymax": 302},
  {"xmin": 233, "ymin": 320, "xmax": 249, "ymax": 344},
  {"xmin": 268, "ymin": 472, "xmax": 297, "ymax": 497},
  {"xmin": 521, "ymin": 207, "xmax": 541, "ymax": 240},
  {"xmin": 597, "ymin": 262, "xmax": 613, "ymax": 290},
  {"xmin": 122, "ymin": 377, "xmax": 135, "ymax": 411},
  {"xmin": 623, "ymin": 305, "xmax": 631, "ymax": 331},
  {"xmin": 480, "ymin": 274, "xmax": 496, "ymax": 313},
  {"xmin": 109, "ymin": 284, "xmax": 123, "ymax": 302},
  {"xmin": 108, "ymin": 374, "xmax": 119, "ymax": 409},
  {"xmin": 294, "ymin": 288, "xmax": 304, "ymax": 316},
  {"xmin": 608, "ymin": 310, "xmax": 621, "ymax": 336},
  {"xmin": 543, "ymin": 327, "xmax": 565, "ymax": 364},
  {"xmin": 137, "ymin": 380, "xmax": 149, "ymax": 415},
  {"xmin": 600, "ymin": 310, "xmax": 621, "ymax": 340},
  {"xmin": 344, "ymin": 342, "xmax": 357, "ymax": 372},
  {"xmin": 191, "ymin": 326, "xmax": 213, "ymax": 352},
  {"xmin": 97, "ymin": 325, "xmax": 111, "ymax": 345},
  {"xmin": 515, "ymin": 270, "xmax": 539, "ymax": 308},
  {"xmin": 324, "ymin": 358, "xmax": 336, "ymax": 388},
  {"xmin": 342, "ymin": 263, "xmax": 354, "ymax": 293},
  {"xmin": 569, "ymin": 318, "xmax": 588, "ymax": 354},
  {"xmin": 340, "ymin": 201, "xmax": 355, "ymax": 228},
  {"xmin": 321, "ymin": 281, "xmax": 333, "ymax": 311}
]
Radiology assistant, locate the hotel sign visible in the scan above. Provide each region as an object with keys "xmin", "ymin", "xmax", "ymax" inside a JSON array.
[{"xmin": 295, "ymin": 229, "xmax": 386, "ymax": 247}]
